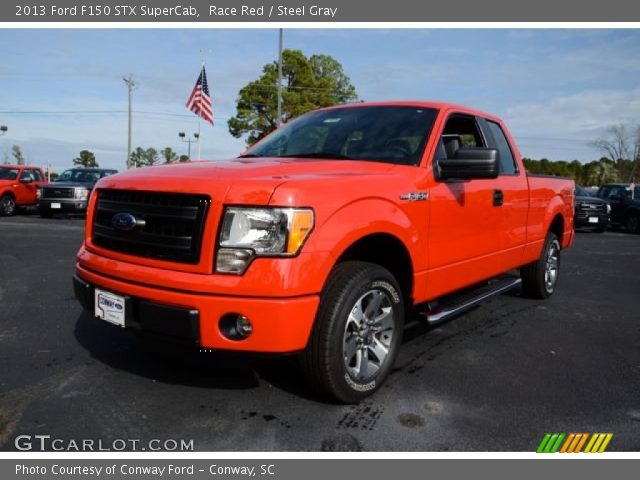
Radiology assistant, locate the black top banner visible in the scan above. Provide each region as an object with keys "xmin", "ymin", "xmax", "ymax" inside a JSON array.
[{"xmin": 4, "ymin": 0, "xmax": 640, "ymax": 22}]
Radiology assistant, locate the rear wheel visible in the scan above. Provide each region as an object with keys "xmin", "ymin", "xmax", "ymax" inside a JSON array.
[
  {"xmin": 521, "ymin": 231, "xmax": 561, "ymax": 299},
  {"xmin": 626, "ymin": 213, "xmax": 640, "ymax": 234},
  {"xmin": 302, "ymin": 261, "xmax": 404, "ymax": 403},
  {"xmin": 0, "ymin": 194, "xmax": 16, "ymax": 216}
]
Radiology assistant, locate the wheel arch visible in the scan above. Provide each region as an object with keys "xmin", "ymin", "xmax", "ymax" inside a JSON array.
[{"xmin": 333, "ymin": 232, "xmax": 415, "ymax": 307}]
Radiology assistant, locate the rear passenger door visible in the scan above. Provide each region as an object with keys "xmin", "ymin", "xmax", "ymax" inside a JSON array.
[{"xmin": 480, "ymin": 118, "xmax": 529, "ymax": 269}]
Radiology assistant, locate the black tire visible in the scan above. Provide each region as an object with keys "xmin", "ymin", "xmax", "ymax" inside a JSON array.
[
  {"xmin": 0, "ymin": 194, "xmax": 16, "ymax": 217},
  {"xmin": 521, "ymin": 232, "xmax": 561, "ymax": 299},
  {"xmin": 626, "ymin": 213, "xmax": 640, "ymax": 234},
  {"xmin": 302, "ymin": 261, "xmax": 405, "ymax": 403}
]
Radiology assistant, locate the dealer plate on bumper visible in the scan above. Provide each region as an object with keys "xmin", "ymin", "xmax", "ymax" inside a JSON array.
[
  {"xmin": 51, "ymin": 202, "xmax": 61, "ymax": 209},
  {"xmin": 588, "ymin": 217, "xmax": 599, "ymax": 223},
  {"xmin": 94, "ymin": 288, "xmax": 126, "ymax": 327}
]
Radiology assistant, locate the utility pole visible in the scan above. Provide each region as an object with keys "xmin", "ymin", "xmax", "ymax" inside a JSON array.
[
  {"xmin": 276, "ymin": 28, "xmax": 283, "ymax": 127},
  {"xmin": 123, "ymin": 75, "xmax": 136, "ymax": 168}
]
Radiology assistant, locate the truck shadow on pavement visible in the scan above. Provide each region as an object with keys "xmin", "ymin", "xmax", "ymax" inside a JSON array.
[{"xmin": 72, "ymin": 311, "xmax": 318, "ymax": 400}]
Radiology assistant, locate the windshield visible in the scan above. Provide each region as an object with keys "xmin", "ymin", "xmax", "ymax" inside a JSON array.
[
  {"xmin": 245, "ymin": 106, "xmax": 439, "ymax": 166},
  {"xmin": 0, "ymin": 167, "xmax": 19, "ymax": 180},
  {"xmin": 575, "ymin": 185, "xmax": 591, "ymax": 197},
  {"xmin": 56, "ymin": 169, "xmax": 115, "ymax": 183}
]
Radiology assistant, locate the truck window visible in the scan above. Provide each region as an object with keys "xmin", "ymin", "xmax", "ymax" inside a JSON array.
[
  {"xmin": 246, "ymin": 106, "xmax": 438, "ymax": 166},
  {"xmin": 0, "ymin": 167, "xmax": 19, "ymax": 180},
  {"xmin": 20, "ymin": 169, "xmax": 35, "ymax": 181},
  {"xmin": 33, "ymin": 170, "xmax": 44, "ymax": 182},
  {"xmin": 437, "ymin": 114, "xmax": 485, "ymax": 160},
  {"xmin": 486, "ymin": 121, "xmax": 517, "ymax": 175}
]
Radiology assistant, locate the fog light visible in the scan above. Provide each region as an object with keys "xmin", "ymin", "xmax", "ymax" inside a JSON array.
[
  {"xmin": 236, "ymin": 315, "xmax": 253, "ymax": 338},
  {"xmin": 219, "ymin": 313, "xmax": 253, "ymax": 340}
]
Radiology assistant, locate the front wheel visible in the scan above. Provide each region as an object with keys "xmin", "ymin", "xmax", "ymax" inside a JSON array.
[
  {"xmin": 0, "ymin": 194, "xmax": 16, "ymax": 217},
  {"xmin": 521, "ymin": 231, "xmax": 561, "ymax": 299},
  {"xmin": 302, "ymin": 261, "xmax": 404, "ymax": 403}
]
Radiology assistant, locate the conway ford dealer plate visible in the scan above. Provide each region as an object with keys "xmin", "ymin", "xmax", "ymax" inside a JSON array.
[{"xmin": 94, "ymin": 288, "xmax": 126, "ymax": 327}]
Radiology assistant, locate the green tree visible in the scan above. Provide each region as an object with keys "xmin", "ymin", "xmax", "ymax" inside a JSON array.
[
  {"xmin": 228, "ymin": 49, "xmax": 358, "ymax": 145},
  {"xmin": 129, "ymin": 147, "xmax": 159, "ymax": 168},
  {"xmin": 178, "ymin": 154, "xmax": 190, "ymax": 163},
  {"xmin": 11, "ymin": 145, "xmax": 25, "ymax": 165},
  {"xmin": 161, "ymin": 147, "xmax": 178, "ymax": 164},
  {"xmin": 73, "ymin": 150, "xmax": 98, "ymax": 167}
]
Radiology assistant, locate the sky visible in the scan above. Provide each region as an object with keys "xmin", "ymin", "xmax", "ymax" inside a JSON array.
[{"xmin": 1, "ymin": 28, "xmax": 639, "ymax": 173}]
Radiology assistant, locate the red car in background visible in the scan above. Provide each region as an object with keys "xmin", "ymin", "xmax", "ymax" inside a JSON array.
[{"xmin": 0, "ymin": 164, "xmax": 48, "ymax": 216}]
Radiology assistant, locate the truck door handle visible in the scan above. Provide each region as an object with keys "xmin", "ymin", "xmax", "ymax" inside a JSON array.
[{"xmin": 493, "ymin": 189, "xmax": 504, "ymax": 207}]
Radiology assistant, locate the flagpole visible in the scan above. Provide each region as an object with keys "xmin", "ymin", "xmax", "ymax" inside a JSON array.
[
  {"xmin": 197, "ymin": 117, "xmax": 201, "ymax": 160},
  {"xmin": 198, "ymin": 59, "xmax": 204, "ymax": 160}
]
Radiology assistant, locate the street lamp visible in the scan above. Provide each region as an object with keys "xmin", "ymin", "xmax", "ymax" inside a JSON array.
[{"xmin": 178, "ymin": 132, "xmax": 199, "ymax": 160}]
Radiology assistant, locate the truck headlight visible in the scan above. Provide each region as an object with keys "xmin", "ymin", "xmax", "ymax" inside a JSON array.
[
  {"xmin": 75, "ymin": 188, "xmax": 89, "ymax": 200},
  {"xmin": 216, "ymin": 207, "xmax": 314, "ymax": 274},
  {"xmin": 606, "ymin": 203, "xmax": 611, "ymax": 215}
]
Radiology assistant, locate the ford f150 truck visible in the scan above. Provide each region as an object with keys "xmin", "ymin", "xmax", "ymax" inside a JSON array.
[
  {"xmin": 0, "ymin": 164, "xmax": 47, "ymax": 216},
  {"xmin": 73, "ymin": 102, "xmax": 575, "ymax": 402},
  {"xmin": 39, "ymin": 167, "xmax": 118, "ymax": 217}
]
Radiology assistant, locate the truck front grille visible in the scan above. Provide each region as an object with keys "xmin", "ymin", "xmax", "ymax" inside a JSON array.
[
  {"xmin": 42, "ymin": 187, "xmax": 75, "ymax": 199},
  {"xmin": 576, "ymin": 202, "xmax": 606, "ymax": 215},
  {"xmin": 92, "ymin": 189, "xmax": 210, "ymax": 264}
]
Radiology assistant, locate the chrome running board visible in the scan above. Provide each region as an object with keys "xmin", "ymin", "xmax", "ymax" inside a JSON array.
[{"xmin": 420, "ymin": 274, "xmax": 522, "ymax": 325}]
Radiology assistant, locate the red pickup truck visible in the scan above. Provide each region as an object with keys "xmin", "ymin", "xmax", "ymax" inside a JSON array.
[
  {"xmin": 74, "ymin": 102, "xmax": 574, "ymax": 402},
  {"xmin": 0, "ymin": 164, "xmax": 47, "ymax": 216}
]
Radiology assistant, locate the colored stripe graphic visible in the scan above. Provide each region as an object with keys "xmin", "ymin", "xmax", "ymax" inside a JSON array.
[
  {"xmin": 537, "ymin": 433, "xmax": 565, "ymax": 453},
  {"xmin": 574, "ymin": 433, "xmax": 589, "ymax": 453},
  {"xmin": 559, "ymin": 433, "xmax": 575, "ymax": 453},
  {"xmin": 537, "ymin": 433, "xmax": 613, "ymax": 453}
]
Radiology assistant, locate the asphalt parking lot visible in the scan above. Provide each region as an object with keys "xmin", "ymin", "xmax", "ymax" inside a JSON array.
[{"xmin": 1, "ymin": 215, "xmax": 639, "ymax": 452}]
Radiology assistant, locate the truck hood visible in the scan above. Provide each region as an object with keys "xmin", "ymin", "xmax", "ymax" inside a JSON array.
[
  {"xmin": 95, "ymin": 158, "xmax": 395, "ymax": 204},
  {"xmin": 47, "ymin": 181, "xmax": 96, "ymax": 188}
]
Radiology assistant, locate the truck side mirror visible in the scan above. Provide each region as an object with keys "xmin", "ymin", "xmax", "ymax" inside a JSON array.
[{"xmin": 438, "ymin": 147, "xmax": 500, "ymax": 180}]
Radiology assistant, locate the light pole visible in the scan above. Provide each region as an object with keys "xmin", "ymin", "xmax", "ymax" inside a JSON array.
[
  {"xmin": 123, "ymin": 75, "xmax": 136, "ymax": 168},
  {"xmin": 178, "ymin": 132, "xmax": 199, "ymax": 160},
  {"xmin": 276, "ymin": 28, "xmax": 283, "ymax": 127}
]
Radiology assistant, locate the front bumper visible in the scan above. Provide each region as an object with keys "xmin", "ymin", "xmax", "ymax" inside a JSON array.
[
  {"xmin": 74, "ymin": 264, "xmax": 319, "ymax": 353},
  {"xmin": 575, "ymin": 211, "xmax": 609, "ymax": 228},
  {"xmin": 39, "ymin": 198, "xmax": 88, "ymax": 213}
]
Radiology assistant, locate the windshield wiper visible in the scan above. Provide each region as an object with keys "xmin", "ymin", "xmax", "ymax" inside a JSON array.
[
  {"xmin": 277, "ymin": 152, "xmax": 353, "ymax": 160},
  {"xmin": 237, "ymin": 153, "xmax": 263, "ymax": 158}
]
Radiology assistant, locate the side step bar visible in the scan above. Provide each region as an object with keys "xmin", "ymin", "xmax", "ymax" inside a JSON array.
[{"xmin": 419, "ymin": 274, "xmax": 522, "ymax": 325}]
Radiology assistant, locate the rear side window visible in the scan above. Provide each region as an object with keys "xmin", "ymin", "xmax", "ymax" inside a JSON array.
[
  {"xmin": 33, "ymin": 170, "xmax": 44, "ymax": 181},
  {"xmin": 486, "ymin": 121, "xmax": 517, "ymax": 174}
]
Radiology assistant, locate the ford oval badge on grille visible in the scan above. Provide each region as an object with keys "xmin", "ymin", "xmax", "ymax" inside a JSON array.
[{"xmin": 111, "ymin": 212, "xmax": 142, "ymax": 231}]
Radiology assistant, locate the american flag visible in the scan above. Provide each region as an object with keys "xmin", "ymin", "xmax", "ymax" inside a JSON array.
[{"xmin": 186, "ymin": 66, "xmax": 213, "ymax": 125}]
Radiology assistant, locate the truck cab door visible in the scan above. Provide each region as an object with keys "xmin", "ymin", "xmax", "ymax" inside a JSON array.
[
  {"xmin": 602, "ymin": 185, "xmax": 629, "ymax": 224},
  {"xmin": 426, "ymin": 113, "xmax": 505, "ymax": 299},
  {"xmin": 17, "ymin": 169, "xmax": 37, "ymax": 205},
  {"xmin": 479, "ymin": 118, "xmax": 529, "ymax": 269}
]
